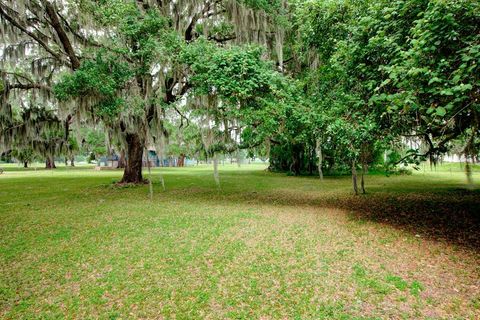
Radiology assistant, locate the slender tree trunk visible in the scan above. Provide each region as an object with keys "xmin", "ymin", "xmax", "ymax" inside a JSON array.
[
  {"xmin": 120, "ymin": 133, "xmax": 144, "ymax": 184},
  {"xmin": 64, "ymin": 157, "xmax": 68, "ymax": 166},
  {"xmin": 23, "ymin": 161, "xmax": 28, "ymax": 168},
  {"xmin": 315, "ymin": 138, "xmax": 323, "ymax": 181},
  {"xmin": 117, "ymin": 149, "xmax": 126, "ymax": 168},
  {"xmin": 70, "ymin": 156, "xmax": 75, "ymax": 167},
  {"xmin": 236, "ymin": 149, "xmax": 241, "ymax": 167},
  {"xmin": 308, "ymin": 150, "xmax": 314, "ymax": 175},
  {"xmin": 352, "ymin": 161, "xmax": 358, "ymax": 195},
  {"xmin": 213, "ymin": 153, "xmax": 220, "ymax": 188},
  {"xmin": 361, "ymin": 163, "xmax": 367, "ymax": 194},
  {"xmin": 465, "ymin": 158, "xmax": 474, "ymax": 190}
]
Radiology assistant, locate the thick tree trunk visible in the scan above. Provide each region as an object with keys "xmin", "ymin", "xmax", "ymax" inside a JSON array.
[
  {"xmin": 352, "ymin": 161, "xmax": 358, "ymax": 195},
  {"xmin": 23, "ymin": 161, "xmax": 28, "ymax": 168},
  {"xmin": 120, "ymin": 133, "xmax": 144, "ymax": 184},
  {"xmin": 178, "ymin": 154, "xmax": 185, "ymax": 167},
  {"xmin": 146, "ymin": 148, "xmax": 153, "ymax": 199},
  {"xmin": 45, "ymin": 156, "xmax": 56, "ymax": 169}
]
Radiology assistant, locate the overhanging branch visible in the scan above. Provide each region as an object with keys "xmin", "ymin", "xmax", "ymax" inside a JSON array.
[
  {"xmin": 44, "ymin": 2, "xmax": 80, "ymax": 70},
  {"xmin": 0, "ymin": 4, "xmax": 64, "ymax": 63}
]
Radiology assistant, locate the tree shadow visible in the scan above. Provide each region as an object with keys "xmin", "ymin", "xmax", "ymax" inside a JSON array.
[
  {"xmin": 84, "ymin": 167, "xmax": 480, "ymax": 252},
  {"xmin": 174, "ymin": 185, "xmax": 480, "ymax": 251},
  {"xmin": 322, "ymin": 189, "xmax": 480, "ymax": 250}
]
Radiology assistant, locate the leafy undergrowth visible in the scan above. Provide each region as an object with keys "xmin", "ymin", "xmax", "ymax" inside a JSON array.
[{"xmin": 0, "ymin": 164, "xmax": 479, "ymax": 319}]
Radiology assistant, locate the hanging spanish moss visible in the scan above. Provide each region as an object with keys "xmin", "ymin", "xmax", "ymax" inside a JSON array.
[{"xmin": 1, "ymin": 0, "xmax": 285, "ymax": 181}]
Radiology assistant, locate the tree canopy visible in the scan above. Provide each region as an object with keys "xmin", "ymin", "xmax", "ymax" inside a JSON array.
[{"xmin": 1, "ymin": 0, "xmax": 478, "ymax": 191}]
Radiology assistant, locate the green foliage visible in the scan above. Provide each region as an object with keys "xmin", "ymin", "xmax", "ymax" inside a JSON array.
[
  {"xmin": 182, "ymin": 40, "xmax": 274, "ymax": 104},
  {"xmin": 82, "ymin": 128, "xmax": 107, "ymax": 158},
  {"xmin": 281, "ymin": 0, "xmax": 480, "ymax": 177},
  {"xmin": 54, "ymin": 54, "xmax": 133, "ymax": 117},
  {"xmin": 180, "ymin": 39, "xmax": 311, "ymax": 162},
  {"xmin": 295, "ymin": 0, "xmax": 368, "ymax": 61},
  {"xmin": 120, "ymin": 9, "xmax": 169, "ymax": 67},
  {"xmin": 242, "ymin": 0, "xmax": 284, "ymax": 13},
  {"xmin": 10, "ymin": 148, "xmax": 35, "ymax": 165},
  {"xmin": 384, "ymin": 0, "xmax": 479, "ymax": 125},
  {"xmin": 4, "ymin": 0, "xmax": 479, "ymax": 184}
]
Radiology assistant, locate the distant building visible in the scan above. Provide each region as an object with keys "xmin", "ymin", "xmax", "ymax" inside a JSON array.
[
  {"xmin": 96, "ymin": 149, "xmax": 187, "ymax": 169},
  {"xmin": 143, "ymin": 149, "xmax": 160, "ymax": 167},
  {"xmin": 98, "ymin": 154, "xmax": 120, "ymax": 168}
]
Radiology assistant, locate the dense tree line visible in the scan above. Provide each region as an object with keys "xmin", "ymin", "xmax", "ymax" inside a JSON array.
[{"xmin": 0, "ymin": 0, "xmax": 478, "ymax": 192}]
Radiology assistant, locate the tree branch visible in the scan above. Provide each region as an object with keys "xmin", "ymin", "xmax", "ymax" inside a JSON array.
[
  {"xmin": 0, "ymin": 4, "xmax": 63, "ymax": 62},
  {"xmin": 44, "ymin": 2, "xmax": 80, "ymax": 70},
  {"xmin": 57, "ymin": 11, "xmax": 102, "ymax": 49},
  {"xmin": 208, "ymin": 35, "xmax": 236, "ymax": 43},
  {"xmin": 7, "ymin": 83, "xmax": 52, "ymax": 91}
]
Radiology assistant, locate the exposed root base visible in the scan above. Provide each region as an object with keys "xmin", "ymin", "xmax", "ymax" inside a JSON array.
[{"xmin": 115, "ymin": 179, "xmax": 148, "ymax": 187}]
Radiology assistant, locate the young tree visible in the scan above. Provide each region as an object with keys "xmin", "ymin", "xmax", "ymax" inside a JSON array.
[{"xmin": 11, "ymin": 148, "xmax": 34, "ymax": 168}]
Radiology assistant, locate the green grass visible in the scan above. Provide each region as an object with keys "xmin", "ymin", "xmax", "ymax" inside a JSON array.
[{"xmin": 0, "ymin": 163, "xmax": 479, "ymax": 319}]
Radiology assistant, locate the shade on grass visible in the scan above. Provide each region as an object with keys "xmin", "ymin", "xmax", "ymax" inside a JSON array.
[{"xmin": 0, "ymin": 164, "xmax": 479, "ymax": 318}]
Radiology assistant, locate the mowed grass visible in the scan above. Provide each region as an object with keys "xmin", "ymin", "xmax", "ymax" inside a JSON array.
[{"xmin": 0, "ymin": 163, "xmax": 479, "ymax": 319}]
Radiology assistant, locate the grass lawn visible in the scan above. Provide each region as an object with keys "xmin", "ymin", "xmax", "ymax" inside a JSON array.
[{"xmin": 0, "ymin": 163, "xmax": 479, "ymax": 319}]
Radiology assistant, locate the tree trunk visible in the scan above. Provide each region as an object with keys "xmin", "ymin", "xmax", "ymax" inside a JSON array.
[
  {"xmin": 308, "ymin": 150, "xmax": 314, "ymax": 175},
  {"xmin": 361, "ymin": 163, "xmax": 367, "ymax": 194},
  {"xmin": 64, "ymin": 157, "xmax": 68, "ymax": 166},
  {"xmin": 45, "ymin": 156, "xmax": 56, "ymax": 169},
  {"xmin": 178, "ymin": 154, "xmax": 185, "ymax": 167},
  {"xmin": 23, "ymin": 161, "xmax": 28, "ymax": 168},
  {"xmin": 70, "ymin": 156, "xmax": 75, "ymax": 167},
  {"xmin": 290, "ymin": 146, "xmax": 302, "ymax": 176},
  {"xmin": 465, "ymin": 158, "xmax": 474, "ymax": 190},
  {"xmin": 213, "ymin": 153, "xmax": 220, "ymax": 188},
  {"xmin": 352, "ymin": 161, "xmax": 358, "ymax": 195},
  {"xmin": 146, "ymin": 148, "xmax": 153, "ymax": 200},
  {"xmin": 120, "ymin": 133, "xmax": 144, "ymax": 184},
  {"xmin": 236, "ymin": 149, "xmax": 241, "ymax": 168},
  {"xmin": 316, "ymin": 138, "xmax": 323, "ymax": 181},
  {"xmin": 117, "ymin": 149, "xmax": 126, "ymax": 168}
]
